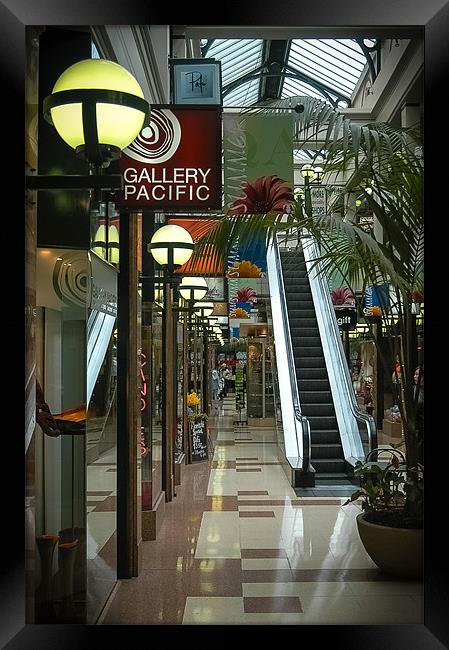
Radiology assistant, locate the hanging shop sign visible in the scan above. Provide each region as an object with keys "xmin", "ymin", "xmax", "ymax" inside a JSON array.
[
  {"xmin": 311, "ymin": 185, "xmax": 327, "ymax": 218},
  {"xmin": 335, "ymin": 307, "xmax": 357, "ymax": 331},
  {"xmin": 118, "ymin": 106, "xmax": 222, "ymax": 209},
  {"xmin": 363, "ymin": 284, "xmax": 390, "ymax": 316}
]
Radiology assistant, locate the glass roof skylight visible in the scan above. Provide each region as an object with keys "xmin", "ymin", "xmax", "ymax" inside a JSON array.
[
  {"xmin": 202, "ymin": 36, "xmax": 376, "ymax": 109},
  {"xmin": 285, "ymin": 39, "xmax": 371, "ymax": 102}
]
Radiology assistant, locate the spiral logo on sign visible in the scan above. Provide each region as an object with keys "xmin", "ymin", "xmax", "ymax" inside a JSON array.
[
  {"xmin": 124, "ymin": 109, "xmax": 181, "ymax": 164},
  {"xmin": 52, "ymin": 253, "xmax": 89, "ymax": 308}
]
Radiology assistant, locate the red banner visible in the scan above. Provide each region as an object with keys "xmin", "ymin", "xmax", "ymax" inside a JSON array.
[{"xmin": 118, "ymin": 106, "xmax": 221, "ymax": 209}]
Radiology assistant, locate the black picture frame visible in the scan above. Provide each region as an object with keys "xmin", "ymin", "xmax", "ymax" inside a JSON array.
[
  {"xmin": 170, "ymin": 58, "xmax": 222, "ymax": 105},
  {"xmin": 4, "ymin": 1, "xmax": 448, "ymax": 647}
]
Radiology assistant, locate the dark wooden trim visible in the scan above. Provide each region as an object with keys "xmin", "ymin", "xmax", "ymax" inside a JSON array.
[{"xmin": 117, "ymin": 210, "xmax": 139, "ymax": 578}]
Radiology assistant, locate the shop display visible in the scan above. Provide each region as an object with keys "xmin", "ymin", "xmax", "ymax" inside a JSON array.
[
  {"xmin": 246, "ymin": 340, "xmax": 274, "ymax": 419},
  {"xmin": 383, "ymin": 405, "xmax": 403, "ymax": 438}
]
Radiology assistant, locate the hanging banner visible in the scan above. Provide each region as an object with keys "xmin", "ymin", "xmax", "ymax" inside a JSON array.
[
  {"xmin": 223, "ymin": 114, "xmax": 294, "ymax": 277},
  {"xmin": 118, "ymin": 106, "xmax": 222, "ymax": 209}
]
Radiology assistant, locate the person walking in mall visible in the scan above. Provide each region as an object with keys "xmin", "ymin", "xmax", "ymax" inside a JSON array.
[{"xmin": 414, "ymin": 366, "xmax": 424, "ymax": 465}]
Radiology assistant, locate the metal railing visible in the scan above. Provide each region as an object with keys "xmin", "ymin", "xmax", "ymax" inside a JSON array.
[
  {"xmin": 301, "ymin": 232, "xmax": 377, "ymax": 460},
  {"xmin": 266, "ymin": 236, "xmax": 311, "ymax": 472}
]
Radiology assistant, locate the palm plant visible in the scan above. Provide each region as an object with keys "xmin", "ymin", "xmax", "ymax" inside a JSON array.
[{"xmin": 193, "ymin": 96, "xmax": 423, "ymax": 526}]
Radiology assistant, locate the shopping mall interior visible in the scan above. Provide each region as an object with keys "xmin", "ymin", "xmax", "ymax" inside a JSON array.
[{"xmin": 3, "ymin": 3, "xmax": 449, "ymax": 647}]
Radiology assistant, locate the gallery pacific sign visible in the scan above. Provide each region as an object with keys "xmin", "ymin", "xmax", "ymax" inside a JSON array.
[{"xmin": 118, "ymin": 106, "xmax": 221, "ymax": 209}]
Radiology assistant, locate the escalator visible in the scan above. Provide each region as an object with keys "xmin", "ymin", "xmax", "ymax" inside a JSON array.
[
  {"xmin": 281, "ymin": 248, "xmax": 348, "ymax": 483},
  {"xmin": 266, "ymin": 235, "xmax": 376, "ymax": 489}
]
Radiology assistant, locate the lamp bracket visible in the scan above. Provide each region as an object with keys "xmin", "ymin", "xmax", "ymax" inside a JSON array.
[{"xmin": 25, "ymin": 174, "xmax": 123, "ymax": 192}]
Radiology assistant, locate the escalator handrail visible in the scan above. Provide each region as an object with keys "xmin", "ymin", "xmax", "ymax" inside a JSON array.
[
  {"xmin": 300, "ymin": 232, "xmax": 377, "ymax": 455},
  {"xmin": 272, "ymin": 236, "xmax": 312, "ymax": 472}
]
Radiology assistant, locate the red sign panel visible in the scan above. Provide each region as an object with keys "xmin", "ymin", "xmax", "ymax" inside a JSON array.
[{"xmin": 118, "ymin": 106, "xmax": 221, "ymax": 209}]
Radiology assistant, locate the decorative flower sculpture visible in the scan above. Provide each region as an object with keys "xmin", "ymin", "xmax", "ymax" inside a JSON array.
[
  {"xmin": 229, "ymin": 307, "xmax": 250, "ymax": 319},
  {"xmin": 331, "ymin": 287, "xmax": 356, "ymax": 307},
  {"xmin": 227, "ymin": 175, "xmax": 294, "ymax": 215},
  {"xmin": 227, "ymin": 260, "xmax": 263, "ymax": 278},
  {"xmin": 364, "ymin": 305, "xmax": 383, "ymax": 317},
  {"xmin": 230, "ymin": 287, "xmax": 257, "ymax": 304}
]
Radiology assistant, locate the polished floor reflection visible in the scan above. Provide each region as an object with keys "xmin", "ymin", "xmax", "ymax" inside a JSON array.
[{"xmin": 101, "ymin": 397, "xmax": 423, "ymax": 625}]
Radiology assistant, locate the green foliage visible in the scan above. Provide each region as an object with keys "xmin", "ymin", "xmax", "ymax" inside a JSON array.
[
  {"xmin": 187, "ymin": 412, "xmax": 209, "ymax": 425},
  {"xmin": 344, "ymin": 450, "xmax": 423, "ymax": 528}
]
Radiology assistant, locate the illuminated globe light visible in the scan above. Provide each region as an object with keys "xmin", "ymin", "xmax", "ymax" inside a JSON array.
[
  {"xmin": 301, "ymin": 163, "xmax": 317, "ymax": 179},
  {"xmin": 43, "ymin": 59, "xmax": 149, "ymax": 163},
  {"xmin": 148, "ymin": 224, "xmax": 194, "ymax": 269},
  {"xmin": 179, "ymin": 276, "xmax": 208, "ymax": 302},
  {"xmin": 92, "ymin": 224, "xmax": 106, "ymax": 258},
  {"xmin": 313, "ymin": 166, "xmax": 324, "ymax": 182},
  {"xmin": 108, "ymin": 224, "xmax": 119, "ymax": 264},
  {"xmin": 194, "ymin": 301, "xmax": 214, "ymax": 318}
]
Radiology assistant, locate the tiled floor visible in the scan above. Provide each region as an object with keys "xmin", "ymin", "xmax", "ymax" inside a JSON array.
[{"xmin": 100, "ymin": 397, "xmax": 423, "ymax": 625}]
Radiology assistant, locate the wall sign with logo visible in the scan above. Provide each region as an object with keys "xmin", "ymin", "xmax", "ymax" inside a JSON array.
[
  {"xmin": 171, "ymin": 58, "xmax": 222, "ymax": 105},
  {"xmin": 118, "ymin": 106, "xmax": 222, "ymax": 209}
]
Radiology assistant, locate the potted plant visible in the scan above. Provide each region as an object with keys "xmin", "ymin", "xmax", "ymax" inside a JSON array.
[
  {"xmin": 193, "ymin": 95, "xmax": 424, "ymax": 574},
  {"xmin": 344, "ymin": 448, "xmax": 423, "ymax": 578}
]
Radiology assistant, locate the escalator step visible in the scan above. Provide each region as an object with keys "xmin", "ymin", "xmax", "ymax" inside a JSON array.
[
  {"xmin": 285, "ymin": 301, "xmax": 314, "ymax": 309},
  {"xmin": 294, "ymin": 357, "xmax": 326, "ymax": 368},
  {"xmin": 309, "ymin": 430, "xmax": 341, "ymax": 444},
  {"xmin": 311, "ymin": 444, "xmax": 344, "ymax": 459},
  {"xmin": 290, "ymin": 326, "xmax": 320, "ymax": 335},
  {"xmin": 301, "ymin": 403, "xmax": 336, "ymax": 416},
  {"xmin": 307, "ymin": 415, "xmax": 339, "ymax": 429},
  {"xmin": 300, "ymin": 391, "xmax": 333, "ymax": 403},
  {"xmin": 296, "ymin": 368, "xmax": 328, "ymax": 379},
  {"xmin": 292, "ymin": 337, "xmax": 322, "ymax": 347},
  {"xmin": 287, "ymin": 309, "xmax": 317, "ymax": 319},
  {"xmin": 293, "ymin": 346, "xmax": 323, "ymax": 357}
]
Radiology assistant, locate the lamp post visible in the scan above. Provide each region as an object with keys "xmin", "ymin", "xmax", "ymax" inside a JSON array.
[
  {"xmin": 178, "ymin": 276, "xmax": 208, "ymax": 438},
  {"xmin": 148, "ymin": 224, "xmax": 194, "ymax": 501},
  {"xmin": 300, "ymin": 163, "xmax": 317, "ymax": 216},
  {"xmin": 179, "ymin": 276, "xmax": 208, "ymax": 328},
  {"xmin": 192, "ymin": 301, "xmax": 215, "ymax": 415}
]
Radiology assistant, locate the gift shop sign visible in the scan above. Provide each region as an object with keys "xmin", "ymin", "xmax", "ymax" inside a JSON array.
[{"xmin": 118, "ymin": 106, "xmax": 221, "ymax": 209}]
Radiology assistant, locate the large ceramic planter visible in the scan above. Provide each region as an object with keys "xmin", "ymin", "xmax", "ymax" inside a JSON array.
[{"xmin": 356, "ymin": 513, "xmax": 423, "ymax": 579}]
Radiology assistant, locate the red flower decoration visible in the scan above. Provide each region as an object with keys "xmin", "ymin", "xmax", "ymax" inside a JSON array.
[
  {"xmin": 230, "ymin": 287, "xmax": 258, "ymax": 304},
  {"xmin": 227, "ymin": 175, "xmax": 294, "ymax": 215},
  {"xmin": 331, "ymin": 287, "xmax": 355, "ymax": 307}
]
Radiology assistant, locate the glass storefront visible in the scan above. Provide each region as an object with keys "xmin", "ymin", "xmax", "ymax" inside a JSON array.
[{"xmin": 34, "ymin": 248, "xmax": 118, "ymax": 624}]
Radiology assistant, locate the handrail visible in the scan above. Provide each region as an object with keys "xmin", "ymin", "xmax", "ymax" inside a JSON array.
[
  {"xmin": 268, "ymin": 236, "xmax": 312, "ymax": 472},
  {"xmin": 301, "ymin": 232, "xmax": 377, "ymax": 458}
]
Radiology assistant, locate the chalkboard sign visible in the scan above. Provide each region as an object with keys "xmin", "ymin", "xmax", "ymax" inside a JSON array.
[
  {"xmin": 235, "ymin": 367, "xmax": 245, "ymax": 410},
  {"xmin": 190, "ymin": 418, "xmax": 208, "ymax": 462}
]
